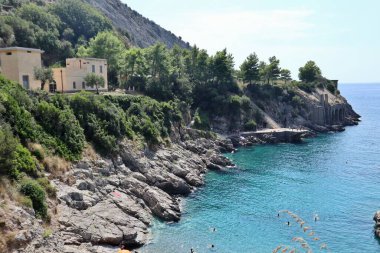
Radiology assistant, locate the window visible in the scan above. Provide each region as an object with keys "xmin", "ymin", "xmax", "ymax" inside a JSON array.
[
  {"xmin": 82, "ymin": 82, "xmax": 85, "ymax": 89},
  {"xmin": 92, "ymin": 65, "xmax": 95, "ymax": 73},
  {"xmin": 22, "ymin": 75, "xmax": 30, "ymax": 89},
  {"xmin": 100, "ymin": 65, "xmax": 103, "ymax": 73},
  {"xmin": 73, "ymin": 82, "xmax": 76, "ymax": 89},
  {"xmin": 27, "ymin": 51, "xmax": 32, "ymax": 53},
  {"xmin": 6, "ymin": 52, "xmax": 12, "ymax": 56}
]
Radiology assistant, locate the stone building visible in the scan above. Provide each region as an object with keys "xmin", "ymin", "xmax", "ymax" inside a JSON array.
[
  {"xmin": 52, "ymin": 58, "xmax": 108, "ymax": 93},
  {"xmin": 0, "ymin": 47, "xmax": 43, "ymax": 90}
]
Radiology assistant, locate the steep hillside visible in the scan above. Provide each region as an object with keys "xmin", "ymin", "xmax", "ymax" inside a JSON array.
[{"xmin": 84, "ymin": 0, "xmax": 190, "ymax": 48}]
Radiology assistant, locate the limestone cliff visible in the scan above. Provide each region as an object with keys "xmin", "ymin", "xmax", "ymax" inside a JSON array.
[
  {"xmin": 83, "ymin": 0, "xmax": 190, "ymax": 49},
  {"xmin": 211, "ymin": 84, "xmax": 360, "ymax": 134}
]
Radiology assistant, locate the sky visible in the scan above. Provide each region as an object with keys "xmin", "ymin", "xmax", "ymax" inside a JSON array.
[{"xmin": 122, "ymin": 0, "xmax": 380, "ymax": 83}]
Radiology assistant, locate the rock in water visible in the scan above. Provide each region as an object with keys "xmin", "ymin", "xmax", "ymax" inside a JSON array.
[{"xmin": 374, "ymin": 211, "xmax": 380, "ymax": 238}]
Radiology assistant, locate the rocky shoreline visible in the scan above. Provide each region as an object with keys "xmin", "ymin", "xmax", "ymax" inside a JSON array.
[
  {"xmin": 11, "ymin": 123, "xmax": 360, "ymax": 253},
  {"xmin": 14, "ymin": 130, "xmax": 236, "ymax": 253}
]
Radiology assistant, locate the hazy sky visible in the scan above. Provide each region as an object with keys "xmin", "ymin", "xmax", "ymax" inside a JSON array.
[{"xmin": 122, "ymin": 0, "xmax": 379, "ymax": 83}]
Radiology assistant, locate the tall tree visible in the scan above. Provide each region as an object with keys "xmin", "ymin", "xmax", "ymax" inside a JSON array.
[
  {"xmin": 258, "ymin": 61, "xmax": 268, "ymax": 84},
  {"xmin": 145, "ymin": 43, "xmax": 169, "ymax": 79},
  {"xmin": 266, "ymin": 56, "xmax": 281, "ymax": 84},
  {"xmin": 77, "ymin": 31, "xmax": 126, "ymax": 87},
  {"xmin": 298, "ymin": 61, "xmax": 322, "ymax": 82},
  {"xmin": 240, "ymin": 53, "xmax": 260, "ymax": 85},
  {"xmin": 210, "ymin": 49, "xmax": 235, "ymax": 89},
  {"xmin": 84, "ymin": 73, "xmax": 105, "ymax": 94},
  {"xmin": 34, "ymin": 67, "xmax": 53, "ymax": 91},
  {"xmin": 280, "ymin": 69, "xmax": 292, "ymax": 84},
  {"xmin": 170, "ymin": 44, "xmax": 184, "ymax": 78},
  {"xmin": 119, "ymin": 48, "xmax": 146, "ymax": 83}
]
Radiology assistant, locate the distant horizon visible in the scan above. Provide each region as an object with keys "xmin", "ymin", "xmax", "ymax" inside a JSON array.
[
  {"xmin": 340, "ymin": 82, "xmax": 380, "ymax": 84},
  {"xmin": 122, "ymin": 0, "xmax": 380, "ymax": 83}
]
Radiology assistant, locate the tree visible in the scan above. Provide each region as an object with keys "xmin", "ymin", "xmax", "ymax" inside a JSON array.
[
  {"xmin": 145, "ymin": 43, "xmax": 169, "ymax": 79},
  {"xmin": 266, "ymin": 56, "xmax": 281, "ymax": 84},
  {"xmin": 0, "ymin": 18, "xmax": 15, "ymax": 47},
  {"xmin": 210, "ymin": 49, "xmax": 234, "ymax": 85},
  {"xmin": 298, "ymin": 61, "xmax": 322, "ymax": 82},
  {"xmin": 84, "ymin": 73, "xmax": 105, "ymax": 94},
  {"xmin": 240, "ymin": 53, "xmax": 260, "ymax": 85},
  {"xmin": 258, "ymin": 61, "xmax": 268, "ymax": 84},
  {"xmin": 119, "ymin": 47, "xmax": 147, "ymax": 86},
  {"xmin": 77, "ymin": 31, "xmax": 126, "ymax": 87},
  {"xmin": 34, "ymin": 67, "xmax": 53, "ymax": 90},
  {"xmin": 170, "ymin": 44, "xmax": 185, "ymax": 78},
  {"xmin": 280, "ymin": 69, "xmax": 292, "ymax": 84}
]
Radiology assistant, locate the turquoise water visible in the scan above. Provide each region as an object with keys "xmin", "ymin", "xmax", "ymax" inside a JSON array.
[{"xmin": 141, "ymin": 84, "xmax": 380, "ymax": 253}]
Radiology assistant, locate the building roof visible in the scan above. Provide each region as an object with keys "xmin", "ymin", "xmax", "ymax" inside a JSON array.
[
  {"xmin": 0, "ymin": 47, "xmax": 44, "ymax": 53},
  {"xmin": 67, "ymin": 57, "xmax": 107, "ymax": 61}
]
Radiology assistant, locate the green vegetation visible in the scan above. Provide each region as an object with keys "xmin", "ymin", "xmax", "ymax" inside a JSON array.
[
  {"xmin": 84, "ymin": 73, "xmax": 105, "ymax": 94},
  {"xmin": 20, "ymin": 179, "xmax": 47, "ymax": 218},
  {"xmin": 0, "ymin": 74, "xmax": 182, "ymax": 218},
  {"xmin": 243, "ymin": 120, "xmax": 257, "ymax": 131},
  {"xmin": 0, "ymin": 0, "xmax": 343, "ymax": 225},
  {"xmin": 0, "ymin": 0, "xmax": 113, "ymax": 65},
  {"xmin": 33, "ymin": 67, "xmax": 53, "ymax": 91},
  {"xmin": 298, "ymin": 61, "xmax": 321, "ymax": 83},
  {"xmin": 240, "ymin": 53, "xmax": 260, "ymax": 85}
]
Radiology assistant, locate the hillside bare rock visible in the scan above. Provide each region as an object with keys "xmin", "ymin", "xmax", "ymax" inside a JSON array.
[
  {"xmin": 84, "ymin": 0, "xmax": 190, "ymax": 49},
  {"xmin": 15, "ymin": 136, "xmax": 233, "ymax": 252}
]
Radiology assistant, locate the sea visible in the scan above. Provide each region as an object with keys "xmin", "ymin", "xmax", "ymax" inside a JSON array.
[{"xmin": 140, "ymin": 83, "xmax": 380, "ymax": 253}]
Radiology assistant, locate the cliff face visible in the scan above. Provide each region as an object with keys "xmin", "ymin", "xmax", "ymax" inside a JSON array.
[
  {"xmin": 211, "ymin": 85, "xmax": 360, "ymax": 134},
  {"xmin": 84, "ymin": 0, "xmax": 190, "ymax": 49},
  {"xmin": 260, "ymin": 89, "xmax": 358, "ymax": 131}
]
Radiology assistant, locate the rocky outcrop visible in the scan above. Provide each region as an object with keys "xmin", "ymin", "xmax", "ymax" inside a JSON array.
[
  {"xmin": 84, "ymin": 0, "xmax": 190, "ymax": 49},
  {"xmin": 15, "ymin": 137, "xmax": 233, "ymax": 253},
  {"xmin": 374, "ymin": 211, "xmax": 380, "ymax": 238},
  {"xmin": 212, "ymin": 87, "xmax": 360, "ymax": 135}
]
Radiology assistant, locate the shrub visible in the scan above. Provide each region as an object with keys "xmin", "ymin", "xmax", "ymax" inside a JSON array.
[
  {"xmin": 326, "ymin": 82, "xmax": 337, "ymax": 94},
  {"xmin": 37, "ymin": 178, "xmax": 57, "ymax": 199},
  {"xmin": 193, "ymin": 108, "xmax": 210, "ymax": 131},
  {"xmin": 10, "ymin": 145, "xmax": 37, "ymax": 179},
  {"xmin": 228, "ymin": 95, "xmax": 242, "ymax": 115},
  {"xmin": 240, "ymin": 95, "xmax": 252, "ymax": 113},
  {"xmin": 42, "ymin": 229, "xmax": 52, "ymax": 239},
  {"xmin": 0, "ymin": 123, "xmax": 19, "ymax": 177},
  {"xmin": 28, "ymin": 143, "xmax": 45, "ymax": 161},
  {"xmin": 291, "ymin": 95, "xmax": 304, "ymax": 107},
  {"xmin": 244, "ymin": 120, "xmax": 257, "ymax": 131},
  {"xmin": 42, "ymin": 155, "xmax": 70, "ymax": 176},
  {"xmin": 18, "ymin": 195, "xmax": 33, "ymax": 209},
  {"xmin": 34, "ymin": 101, "xmax": 85, "ymax": 160},
  {"xmin": 20, "ymin": 179, "xmax": 47, "ymax": 219}
]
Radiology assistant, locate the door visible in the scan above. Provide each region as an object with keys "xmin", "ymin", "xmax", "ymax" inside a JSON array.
[{"xmin": 22, "ymin": 75, "xmax": 30, "ymax": 89}]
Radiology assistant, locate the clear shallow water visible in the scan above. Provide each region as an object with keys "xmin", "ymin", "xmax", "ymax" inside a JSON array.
[{"xmin": 141, "ymin": 84, "xmax": 380, "ymax": 253}]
